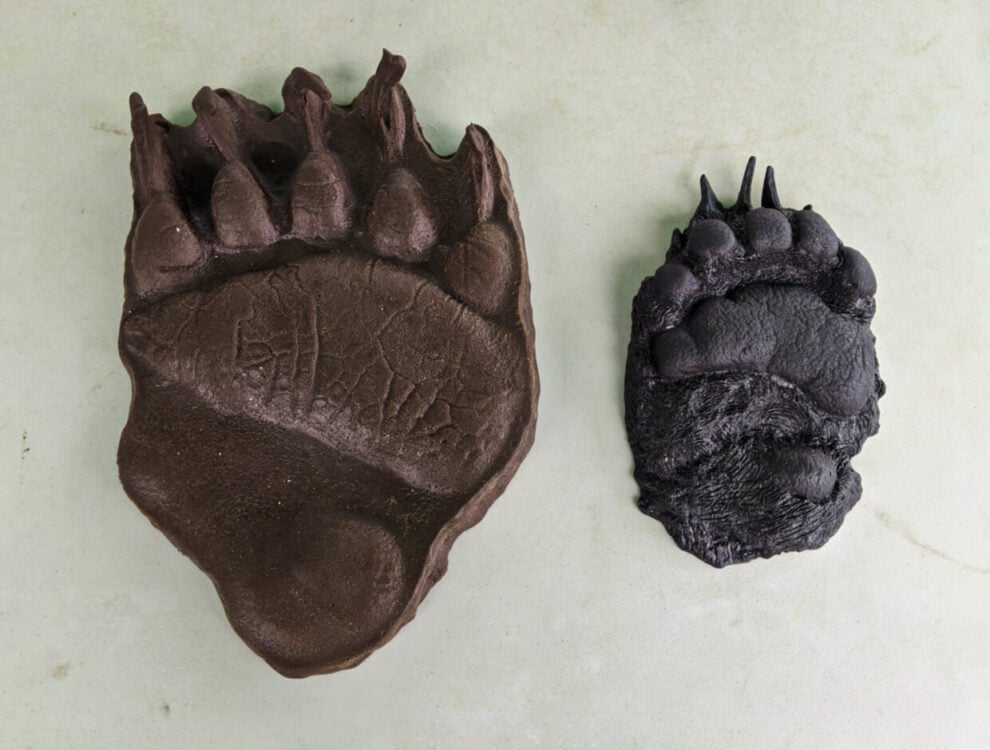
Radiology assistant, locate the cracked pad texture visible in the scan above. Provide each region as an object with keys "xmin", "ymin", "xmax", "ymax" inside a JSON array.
[{"xmin": 123, "ymin": 256, "xmax": 525, "ymax": 496}]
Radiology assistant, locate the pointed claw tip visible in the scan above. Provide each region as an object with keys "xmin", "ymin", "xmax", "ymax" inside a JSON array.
[
  {"xmin": 284, "ymin": 67, "xmax": 331, "ymax": 100},
  {"xmin": 192, "ymin": 86, "xmax": 220, "ymax": 115},
  {"xmin": 129, "ymin": 91, "xmax": 146, "ymax": 114},
  {"xmin": 463, "ymin": 124, "xmax": 483, "ymax": 147},
  {"xmin": 761, "ymin": 165, "xmax": 781, "ymax": 209},
  {"xmin": 735, "ymin": 156, "xmax": 757, "ymax": 209},
  {"xmin": 699, "ymin": 173, "xmax": 712, "ymax": 199},
  {"xmin": 695, "ymin": 174, "xmax": 722, "ymax": 218},
  {"xmin": 464, "ymin": 123, "xmax": 493, "ymax": 146},
  {"xmin": 129, "ymin": 92, "xmax": 150, "ymax": 132},
  {"xmin": 376, "ymin": 49, "xmax": 407, "ymax": 85}
]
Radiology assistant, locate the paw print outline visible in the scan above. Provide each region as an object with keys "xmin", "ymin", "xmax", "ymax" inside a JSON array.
[
  {"xmin": 626, "ymin": 158, "xmax": 883, "ymax": 567},
  {"xmin": 118, "ymin": 51, "xmax": 539, "ymax": 676}
]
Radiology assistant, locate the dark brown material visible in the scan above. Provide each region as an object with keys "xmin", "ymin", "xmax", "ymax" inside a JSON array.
[
  {"xmin": 117, "ymin": 51, "xmax": 539, "ymax": 676},
  {"xmin": 625, "ymin": 159, "xmax": 883, "ymax": 567}
]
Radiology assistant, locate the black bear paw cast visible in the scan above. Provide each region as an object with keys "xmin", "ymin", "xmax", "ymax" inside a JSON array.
[{"xmin": 625, "ymin": 158, "xmax": 883, "ymax": 567}]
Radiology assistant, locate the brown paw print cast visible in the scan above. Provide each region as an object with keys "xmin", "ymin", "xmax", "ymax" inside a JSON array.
[
  {"xmin": 117, "ymin": 51, "xmax": 539, "ymax": 676},
  {"xmin": 625, "ymin": 158, "xmax": 883, "ymax": 567}
]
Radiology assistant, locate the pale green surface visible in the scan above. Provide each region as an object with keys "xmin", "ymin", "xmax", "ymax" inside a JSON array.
[{"xmin": 1, "ymin": 1, "xmax": 988, "ymax": 747}]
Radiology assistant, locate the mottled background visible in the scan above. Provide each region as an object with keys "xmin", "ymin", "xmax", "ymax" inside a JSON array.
[{"xmin": 1, "ymin": 1, "xmax": 987, "ymax": 747}]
